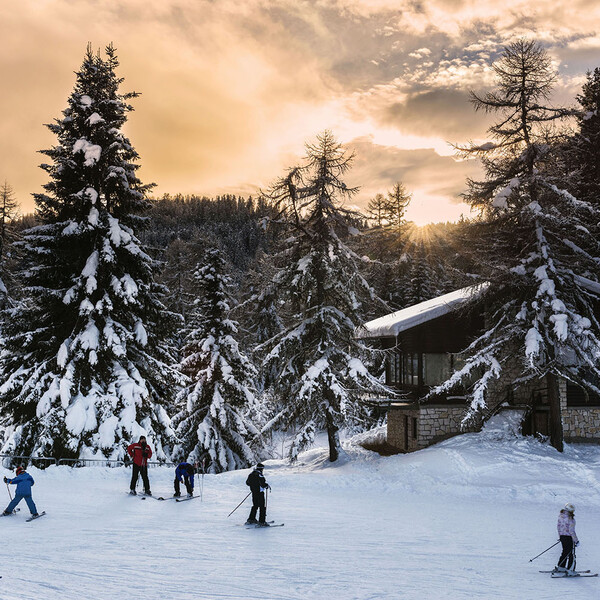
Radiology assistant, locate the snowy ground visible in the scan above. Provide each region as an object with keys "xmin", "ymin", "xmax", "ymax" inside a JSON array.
[{"xmin": 1, "ymin": 428, "xmax": 600, "ymax": 600}]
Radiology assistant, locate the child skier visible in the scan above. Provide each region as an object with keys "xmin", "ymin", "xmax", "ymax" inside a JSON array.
[
  {"xmin": 556, "ymin": 503, "xmax": 579, "ymax": 573},
  {"xmin": 174, "ymin": 462, "xmax": 195, "ymax": 498},
  {"xmin": 245, "ymin": 463, "xmax": 270, "ymax": 526},
  {"xmin": 127, "ymin": 435, "xmax": 153, "ymax": 496},
  {"xmin": 2, "ymin": 466, "xmax": 39, "ymax": 518}
]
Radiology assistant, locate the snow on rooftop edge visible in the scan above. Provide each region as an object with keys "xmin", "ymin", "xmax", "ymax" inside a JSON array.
[{"xmin": 357, "ymin": 283, "xmax": 489, "ymax": 339}]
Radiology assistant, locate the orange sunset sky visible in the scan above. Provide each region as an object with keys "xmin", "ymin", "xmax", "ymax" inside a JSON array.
[{"xmin": 1, "ymin": 0, "xmax": 600, "ymax": 224}]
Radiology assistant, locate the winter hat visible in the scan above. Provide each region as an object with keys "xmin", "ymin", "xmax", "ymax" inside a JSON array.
[
  {"xmin": 15, "ymin": 466, "xmax": 24, "ymax": 476},
  {"xmin": 564, "ymin": 503, "xmax": 575, "ymax": 513},
  {"xmin": 256, "ymin": 463, "xmax": 265, "ymax": 471}
]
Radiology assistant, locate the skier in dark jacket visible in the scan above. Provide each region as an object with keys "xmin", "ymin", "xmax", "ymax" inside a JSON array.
[
  {"xmin": 2, "ymin": 466, "xmax": 39, "ymax": 518},
  {"xmin": 174, "ymin": 462, "xmax": 195, "ymax": 498},
  {"xmin": 246, "ymin": 463, "xmax": 270, "ymax": 526},
  {"xmin": 127, "ymin": 435, "xmax": 153, "ymax": 496}
]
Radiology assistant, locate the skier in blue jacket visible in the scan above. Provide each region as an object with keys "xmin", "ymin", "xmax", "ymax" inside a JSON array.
[
  {"xmin": 2, "ymin": 466, "xmax": 39, "ymax": 517},
  {"xmin": 174, "ymin": 462, "xmax": 195, "ymax": 498}
]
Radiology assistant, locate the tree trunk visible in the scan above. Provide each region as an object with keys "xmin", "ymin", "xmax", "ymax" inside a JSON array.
[
  {"xmin": 546, "ymin": 371, "xmax": 564, "ymax": 452},
  {"xmin": 326, "ymin": 414, "xmax": 340, "ymax": 462}
]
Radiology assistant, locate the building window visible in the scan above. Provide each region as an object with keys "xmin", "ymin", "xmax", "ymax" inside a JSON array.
[
  {"xmin": 402, "ymin": 353, "xmax": 420, "ymax": 386},
  {"xmin": 412, "ymin": 417, "xmax": 418, "ymax": 439},
  {"xmin": 388, "ymin": 351, "xmax": 402, "ymax": 385},
  {"xmin": 423, "ymin": 353, "xmax": 452, "ymax": 386}
]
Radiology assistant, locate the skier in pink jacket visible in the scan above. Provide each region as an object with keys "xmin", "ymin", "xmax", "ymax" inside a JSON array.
[{"xmin": 556, "ymin": 503, "xmax": 579, "ymax": 572}]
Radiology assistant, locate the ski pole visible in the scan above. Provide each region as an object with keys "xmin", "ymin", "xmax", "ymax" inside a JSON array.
[
  {"xmin": 5, "ymin": 481, "xmax": 12, "ymax": 502},
  {"xmin": 529, "ymin": 541, "xmax": 560, "ymax": 562},
  {"xmin": 227, "ymin": 492, "xmax": 251, "ymax": 517}
]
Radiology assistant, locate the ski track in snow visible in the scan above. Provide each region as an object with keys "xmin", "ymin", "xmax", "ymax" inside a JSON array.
[{"xmin": 1, "ymin": 434, "xmax": 600, "ymax": 600}]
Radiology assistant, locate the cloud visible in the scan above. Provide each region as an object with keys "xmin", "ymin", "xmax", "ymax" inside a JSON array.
[
  {"xmin": 343, "ymin": 136, "xmax": 482, "ymax": 223},
  {"xmin": 0, "ymin": 0, "xmax": 598, "ymax": 223},
  {"xmin": 381, "ymin": 88, "xmax": 493, "ymax": 139}
]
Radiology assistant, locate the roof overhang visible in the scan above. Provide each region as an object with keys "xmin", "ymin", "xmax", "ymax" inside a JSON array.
[{"xmin": 357, "ymin": 283, "xmax": 489, "ymax": 340}]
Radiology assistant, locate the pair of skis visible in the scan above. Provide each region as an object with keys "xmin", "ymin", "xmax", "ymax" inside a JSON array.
[
  {"xmin": 130, "ymin": 492, "xmax": 199, "ymax": 502},
  {"xmin": 540, "ymin": 569, "xmax": 598, "ymax": 578},
  {"xmin": 2, "ymin": 510, "xmax": 46, "ymax": 522},
  {"xmin": 244, "ymin": 521, "xmax": 284, "ymax": 529}
]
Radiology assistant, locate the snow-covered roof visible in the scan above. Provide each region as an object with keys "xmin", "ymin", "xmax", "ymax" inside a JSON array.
[{"xmin": 357, "ymin": 283, "xmax": 488, "ymax": 339}]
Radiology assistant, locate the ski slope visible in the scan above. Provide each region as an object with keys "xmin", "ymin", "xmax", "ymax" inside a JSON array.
[{"xmin": 1, "ymin": 427, "xmax": 600, "ymax": 600}]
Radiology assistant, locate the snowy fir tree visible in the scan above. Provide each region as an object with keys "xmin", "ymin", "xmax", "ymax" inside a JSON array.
[
  {"xmin": 260, "ymin": 131, "xmax": 390, "ymax": 462},
  {"xmin": 0, "ymin": 45, "xmax": 180, "ymax": 459},
  {"xmin": 564, "ymin": 67, "xmax": 600, "ymax": 206},
  {"xmin": 436, "ymin": 40, "xmax": 600, "ymax": 451},
  {"xmin": 405, "ymin": 241, "xmax": 436, "ymax": 306},
  {"xmin": 172, "ymin": 248, "xmax": 260, "ymax": 473},
  {"xmin": 0, "ymin": 180, "xmax": 19, "ymax": 308}
]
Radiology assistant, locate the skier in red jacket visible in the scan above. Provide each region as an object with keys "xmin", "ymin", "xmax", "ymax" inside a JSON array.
[{"xmin": 127, "ymin": 436, "xmax": 153, "ymax": 496}]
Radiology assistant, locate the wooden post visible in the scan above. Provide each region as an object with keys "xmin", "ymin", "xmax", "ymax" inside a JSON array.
[{"xmin": 546, "ymin": 371, "xmax": 564, "ymax": 452}]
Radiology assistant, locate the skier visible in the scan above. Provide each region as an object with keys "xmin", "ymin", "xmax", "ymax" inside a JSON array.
[
  {"xmin": 245, "ymin": 463, "xmax": 270, "ymax": 526},
  {"xmin": 174, "ymin": 462, "xmax": 195, "ymax": 498},
  {"xmin": 127, "ymin": 435, "xmax": 153, "ymax": 496},
  {"xmin": 556, "ymin": 503, "xmax": 579, "ymax": 573},
  {"xmin": 2, "ymin": 466, "xmax": 39, "ymax": 518}
]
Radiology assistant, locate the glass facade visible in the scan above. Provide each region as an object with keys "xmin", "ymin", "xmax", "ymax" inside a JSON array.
[{"xmin": 387, "ymin": 351, "xmax": 463, "ymax": 388}]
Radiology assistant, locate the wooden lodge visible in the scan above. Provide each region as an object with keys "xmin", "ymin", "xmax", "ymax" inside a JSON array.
[{"xmin": 358, "ymin": 285, "xmax": 600, "ymax": 453}]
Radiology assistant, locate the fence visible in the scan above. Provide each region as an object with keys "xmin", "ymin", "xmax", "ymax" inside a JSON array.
[
  {"xmin": 1, "ymin": 454, "xmax": 175, "ymax": 470},
  {"xmin": 1, "ymin": 455, "xmax": 58, "ymax": 470}
]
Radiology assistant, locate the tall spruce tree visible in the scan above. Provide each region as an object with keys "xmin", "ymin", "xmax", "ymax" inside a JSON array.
[
  {"xmin": 0, "ymin": 45, "xmax": 180, "ymax": 459},
  {"xmin": 439, "ymin": 39, "xmax": 600, "ymax": 452},
  {"xmin": 0, "ymin": 180, "xmax": 19, "ymax": 307},
  {"xmin": 406, "ymin": 241, "xmax": 436, "ymax": 306},
  {"xmin": 173, "ymin": 248, "xmax": 260, "ymax": 472},
  {"xmin": 260, "ymin": 131, "xmax": 389, "ymax": 462},
  {"xmin": 565, "ymin": 67, "xmax": 600, "ymax": 205}
]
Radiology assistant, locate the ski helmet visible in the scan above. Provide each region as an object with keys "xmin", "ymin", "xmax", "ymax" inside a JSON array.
[
  {"xmin": 15, "ymin": 466, "xmax": 24, "ymax": 475},
  {"xmin": 564, "ymin": 503, "xmax": 575, "ymax": 513},
  {"xmin": 256, "ymin": 463, "xmax": 265, "ymax": 471}
]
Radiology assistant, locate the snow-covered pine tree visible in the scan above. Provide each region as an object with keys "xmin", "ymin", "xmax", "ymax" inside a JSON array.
[
  {"xmin": 405, "ymin": 240, "xmax": 436, "ymax": 306},
  {"xmin": 564, "ymin": 67, "xmax": 600, "ymax": 206},
  {"xmin": 0, "ymin": 45, "xmax": 180, "ymax": 459},
  {"xmin": 173, "ymin": 248, "xmax": 260, "ymax": 472},
  {"xmin": 437, "ymin": 39, "xmax": 600, "ymax": 452},
  {"xmin": 260, "ymin": 130, "xmax": 390, "ymax": 462},
  {"xmin": 0, "ymin": 180, "xmax": 19, "ymax": 308}
]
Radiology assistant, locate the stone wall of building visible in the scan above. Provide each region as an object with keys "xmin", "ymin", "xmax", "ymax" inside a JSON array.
[
  {"xmin": 387, "ymin": 404, "xmax": 480, "ymax": 452},
  {"xmin": 563, "ymin": 408, "xmax": 600, "ymax": 442},
  {"xmin": 419, "ymin": 405, "xmax": 480, "ymax": 447},
  {"xmin": 387, "ymin": 407, "xmax": 420, "ymax": 452}
]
